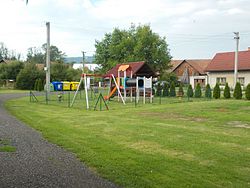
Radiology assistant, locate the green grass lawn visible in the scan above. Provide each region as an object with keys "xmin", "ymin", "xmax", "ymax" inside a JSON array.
[
  {"xmin": 0, "ymin": 139, "xmax": 16, "ymax": 152},
  {"xmin": 5, "ymin": 96, "xmax": 250, "ymax": 188}
]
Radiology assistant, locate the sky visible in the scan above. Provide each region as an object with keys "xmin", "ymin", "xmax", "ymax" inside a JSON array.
[{"xmin": 0, "ymin": 0, "xmax": 250, "ymax": 60}]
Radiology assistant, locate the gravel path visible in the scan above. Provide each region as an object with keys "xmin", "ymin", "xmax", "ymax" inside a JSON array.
[{"xmin": 0, "ymin": 93, "xmax": 119, "ymax": 188}]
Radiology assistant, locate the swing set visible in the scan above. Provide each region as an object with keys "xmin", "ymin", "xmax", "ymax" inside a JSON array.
[{"xmin": 70, "ymin": 73, "xmax": 125, "ymax": 110}]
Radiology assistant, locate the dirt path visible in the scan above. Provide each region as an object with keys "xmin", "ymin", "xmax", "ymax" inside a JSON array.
[{"xmin": 0, "ymin": 93, "xmax": 119, "ymax": 188}]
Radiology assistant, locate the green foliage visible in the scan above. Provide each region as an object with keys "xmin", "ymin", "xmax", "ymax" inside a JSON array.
[
  {"xmin": 37, "ymin": 78, "xmax": 43, "ymax": 91},
  {"xmin": 16, "ymin": 63, "xmax": 45, "ymax": 90},
  {"xmin": 94, "ymin": 24, "xmax": 171, "ymax": 74},
  {"xmin": 245, "ymin": 84, "xmax": 250, "ymax": 100},
  {"xmin": 160, "ymin": 72, "xmax": 178, "ymax": 85},
  {"xmin": 34, "ymin": 79, "xmax": 38, "ymax": 91},
  {"xmin": 223, "ymin": 83, "xmax": 231, "ymax": 99},
  {"xmin": 194, "ymin": 83, "xmax": 202, "ymax": 98},
  {"xmin": 213, "ymin": 83, "xmax": 221, "ymax": 99},
  {"xmin": 156, "ymin": 83, "xmax": 162, "ymax": 96},
  {"xmin": 233, "ymin": 82, "xmax": 242, "ymax": 99},
  {"xmin": 187, "ymin": 84, "xmax": 193, "ymax": 98},
  {"xmin": 205, "ymin": 84, "xmax": 212, "ymax": 98},
  {"xmin": 178, "ymin": 84, "xmax": 184, "ymax": 96},
  {"xmin": 0, "ymin": 61, "xmax": 24, "ymax": 80},
  {"xmin": 27, "ymin": 44, "xmax": 66, "ymax": 64},
  {"xmin": 169, "ymin": 81, "xmax": 176, "ymax": 97},
  {"xmin": 162, "ymin": 83, "xmax": 169, "ymax": 97}
]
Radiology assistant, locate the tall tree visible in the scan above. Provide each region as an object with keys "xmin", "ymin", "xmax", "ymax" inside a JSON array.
[{"xmin": 94, "ymin": 24, "xmax": 171, "ymax": 74}]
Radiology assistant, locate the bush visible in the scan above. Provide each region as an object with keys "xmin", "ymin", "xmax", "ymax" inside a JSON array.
[
  {"xmin": 156, "ymin": 82, "xmax": 162, "ymax": 96},
  {"xmin": 233, "ymin": 82, "xmax": 242, "ymax": 99},
  {"xmin": 187, "ymin": 84, "xmax": 193, "ymax": 98},
  {"xmin": 162, "ymin": 83, "xmax": 169, "ymax": 97},
  {"xmin": 223, "ymin": 83, "xmax": 231, "ymax": 99},
  {"xmin": 37, "ymin": 78, "xmax": 43, "ymax": 91},
  {"xmin": 246, "ymin": 83, "xmax": 250, "ymax": 100},
  {"xmin": 205, "ymin": 84, "xmax": 212, "ymax": 98},
  {"xmin": 34, "ymin": 79, "xmax": 38, "ymax": 91},
  {"xmin": 169, "ymin": 81, "xmax": 176, "ymax": 97},
  {"xmin": 213, "ymin": 83, "xmax": 220, "ymax": 99},
  {"xmin": 194, "ymin": 83, "xmax": 202, "ymax": 98},
  {"xmin": 178, "ymin": 84, "xmax": 184, "ymax": 96}
]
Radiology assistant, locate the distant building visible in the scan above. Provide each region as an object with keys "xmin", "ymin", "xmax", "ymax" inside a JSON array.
[
  {"xmin": 206, "ymin": 48, "xmax": 250, "ymax": 88},
  {"xmin": 170, "ymin": 59, "xmax": 211, "ymax": 88}
]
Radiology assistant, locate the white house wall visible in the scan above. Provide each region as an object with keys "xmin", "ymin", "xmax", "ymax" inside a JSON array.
[{"xmin": 207, "ymin": 71, "xmax": 250, "ymax": 88}]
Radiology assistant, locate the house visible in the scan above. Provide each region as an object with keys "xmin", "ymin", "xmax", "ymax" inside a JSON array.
[
  {"xmin": 105, "ymin": 61, "xmax": 155, "ymax": 78},
  {"xmin": 0, "ymin": 59, "xmax": 6, "ymax": 64},
  {"xmin": 206, "ymin": 48, "xmax": 250, "ymax": 88},
  {"xmin": 170, "ymin": 59, "xmax": 211, "ymax": 87}
]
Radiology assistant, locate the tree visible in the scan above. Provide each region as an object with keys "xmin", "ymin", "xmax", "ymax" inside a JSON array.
[
  {"xmin": 50, "ymin": 62, "xmax": 68, "ymax": 81},
  {"xmin": 160, "ymin": 72, "xmax": 178, "ymax": 85},
  {"xmin": 245, "ymin": 83, "xmax": 250, "ymax": 100},
  {"xmin": 162, "ymin": 82, "xmax": 169, "ymax": 97},
  {"xmin": 0, "ymin": 61, "xmax": 24, "ymax": 80},
  {"xmin": 223, "ymin": 83, "xmax": 231, "ymax": 99},
  {"xmin": 16, "ymin": 63, "xmax": 45, "ymax": 90},
  {"xmin": 187, "ymin": 84, "xmax": 193, "ymax": 98},
  {"xmin": 169, "ymin": 81, "xmax": 176, "ymax": 97},
  {"xmin": 94, "ymin": 24, "xmax": 171, "ymax": 74},
  {"xmin": 213, "ymin": 83, "xmax": 221, "ymax": 99},
  {"xmin": 194, "ymin": 83, "xmax": 202, "ymax": 98},
  {"xmin": 178, "ymin": 84, "xmax": 184, "ymax": 96},
  {"xmin": 205, "ymin": 84, "xmax": 212, "ymax": 99},
  {"xmin": 26, "ymin": 47, "xmax": 44, "ymax": 64},
  {"xmin": 233, "ymin": 82, "xmax": 242, "ymax": 99},
  {"xmin": 156, "ymin": 82, "xmax": 162, "ymax": 97},
  {"xmin": 42, "ymin": 44, "xmax": 66, "ymax": 62}
]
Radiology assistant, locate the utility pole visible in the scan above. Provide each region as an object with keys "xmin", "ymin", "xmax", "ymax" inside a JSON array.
[
  {"xmin": 46, "ymin": 22, "xmax": 50, "ymax": 102},
  {"xmin": 234, "ymin": 32, "xmax": 239, "ymax": 87},
  {"xmin": 82, "ymin": 51, "xmax": 85, "ymax": 73}
]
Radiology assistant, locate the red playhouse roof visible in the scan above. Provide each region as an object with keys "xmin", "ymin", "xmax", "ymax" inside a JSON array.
[
  {"xmin": 105, "ymin": 61, "xmax": 155, "ymax": 77},
  {"xmin": 206, "ymin": 50, "xmax": 250, "ymax": 72}
]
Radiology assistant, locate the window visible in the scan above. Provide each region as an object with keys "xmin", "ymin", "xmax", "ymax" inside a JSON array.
[
  {"xmin": 237, "ymin": 77, "xmax": 245, "ymax": 85},
  {"xmin": 216, "ymin": 77, "xmax": 226, "ymax": 85}
]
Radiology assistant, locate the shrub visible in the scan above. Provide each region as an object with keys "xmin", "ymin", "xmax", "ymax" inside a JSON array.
[
  {"xmin": 187, "ymin": 84, "xmax": 193, "ymax": 98},
  {"xmin": 194, "ymin": 83, "xmax": 202, "ymax": 98},
  {"xmin": 169, "ymin": 81, "xmax": 176, "ymax": 97},
  {"xmin": 223, "ymin": 83, "xmax": 231, "ymax": 99},
  {"xmin": 156, "ymin": 82, "xmax": 162, "ymax": 96},
  {"xmin": 213, "ymin": 83, "xmax": 220, "ymax": 99},
  {"xmin": 37, "ymin": 79, "xmax": 43, "ymax": 91},
  {"xmin": 233, "ymin": 82, "xmax": 242, "ymax": 99},
  {"xmin": 246, "ymin": 83, "xmax": 250, "ymax": 100},
  {"xmin": 178, "ymin": 84, "xmax": 184, "ymax": 96},
  {"xmin": 34, "ymin": 79, "xmax": 38, "ymax": 91},
  {"xmin": 162, "ymin": 83, "xmax": 169, "ymax": 97},
  {"xmin": 205, "ymin": 84, "xmax": 212, "ymax": 98}
]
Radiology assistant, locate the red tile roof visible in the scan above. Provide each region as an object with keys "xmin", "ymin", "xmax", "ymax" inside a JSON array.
[
  {"xmin": 105, "ymin": 61, "xmax": 155, "ymax": 77},
  {"xmin": 206, "ymin": 50, "xmax": 250, "ymax": 72},
  {"xmin": 169, "ymin": 60, "xmax": 183, "ymax": 72}
]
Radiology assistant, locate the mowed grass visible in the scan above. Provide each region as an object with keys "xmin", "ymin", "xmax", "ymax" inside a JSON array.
[{"xmin": 5, "ymin": 97, "xmax": 250, "ymax": 188}]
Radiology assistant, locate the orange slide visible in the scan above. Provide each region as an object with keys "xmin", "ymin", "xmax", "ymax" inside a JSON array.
[{"xmin": 104, "ymin": 87, "xmax": 117, "ymax": 100}]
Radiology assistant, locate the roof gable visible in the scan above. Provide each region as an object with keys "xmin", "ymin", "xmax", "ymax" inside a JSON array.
[
  {"xmin": 206, "ymin": 50, "xmax": 250, "ymax": 72},
  {"xmin": 171, "ymin": 59, "xmax": 211, "ymax": 75},
  {"xmin": 105, "ymin": 61, "xmax": 155, "ymax": 77}
]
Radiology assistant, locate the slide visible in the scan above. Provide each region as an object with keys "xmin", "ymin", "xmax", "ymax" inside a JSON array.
[{"xmin": 104, "ymin": 87, "xmax": 117, "ymax": 100}]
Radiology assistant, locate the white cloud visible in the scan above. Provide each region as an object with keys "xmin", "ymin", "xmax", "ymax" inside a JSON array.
[{"xmin": 0, "ymin": 0, "xmax": 249, "ymax": 59}]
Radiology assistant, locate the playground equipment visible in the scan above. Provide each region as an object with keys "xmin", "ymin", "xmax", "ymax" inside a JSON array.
[
  {"xmin": 114, "ymin": 64, "xmax": 153, "ymax": 104},
  {"xmin": 70, "ymin": 74, "xmax": 125, "ymax": 109},
  {"xmin": 70, "ymin": 64, "xmax": 153, "ymax": 110}
]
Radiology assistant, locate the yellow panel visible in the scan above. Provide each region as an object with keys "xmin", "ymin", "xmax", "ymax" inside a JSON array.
[{"xmin": 118, "ymin": 65, "xmax": 130, "ymax": 72}]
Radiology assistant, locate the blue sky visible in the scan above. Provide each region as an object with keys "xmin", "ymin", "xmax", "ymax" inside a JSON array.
[{"xmin": 0, "ymin": 0, "xmax": 250, "ymax": 60}]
